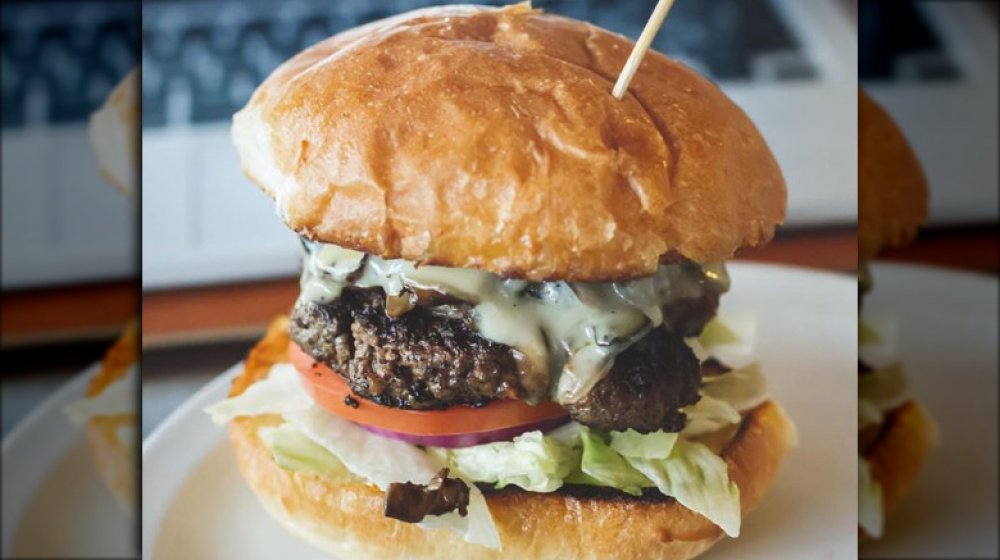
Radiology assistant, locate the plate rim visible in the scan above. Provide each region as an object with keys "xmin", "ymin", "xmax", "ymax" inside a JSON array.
[{"xmin": 1, "ymin": 363, "xmax": 99, "ymax": 554}]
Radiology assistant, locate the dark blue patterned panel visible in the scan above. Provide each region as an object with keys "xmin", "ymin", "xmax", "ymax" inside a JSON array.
[
  {"xmin": 859, "ymin": 0, "xmax": 960, "ymax": 82},
  {"xmin": 141, "ymin": 0, "xmax": 816, "ymax": 128},
  {"xmin": 1, "ymin": 1, "xmax": 138, "ymax": 129}
]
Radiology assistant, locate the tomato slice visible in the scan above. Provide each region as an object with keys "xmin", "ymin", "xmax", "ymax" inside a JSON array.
[{"xmin": 289, "ymin": 342, "xmax": 568, "ymax": 436}]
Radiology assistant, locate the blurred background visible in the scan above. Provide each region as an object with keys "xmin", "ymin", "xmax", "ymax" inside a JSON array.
[
  {"xmin": 857, "ymin": 1, "xmax": 998, "ymax": 557},
  {"xmin": 2, "ymin": 0, "xmax": 137, "ymax": 392},
  {"xmin": 859, "ymin": 0, "xmax": 998, "ymax": 271},
  {"xmin": 1, "ymin": 1, "xmax": 138, "ymax": 557}
]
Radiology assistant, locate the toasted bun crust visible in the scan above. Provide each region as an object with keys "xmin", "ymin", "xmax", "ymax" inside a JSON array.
[
  {"xmin": 858, "ymin": 90, "xmax": 929, "ymax": 260},
  {"xmin": 226, "ymin": 317, "xmax": 795, "ymax": 559},
  {"xmin": 89, "ymin": 69, "xmax": 137, "ymax": 197},
  {"xmin": 860, "ymin": 400, "xmax": 935, "ymax": 538},
  {"xmin": 233, "ymin": 4, "xmax": 786, "ymax": 281}
]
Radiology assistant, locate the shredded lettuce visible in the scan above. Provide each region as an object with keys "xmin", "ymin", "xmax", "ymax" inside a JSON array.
[
  {"xmin": 440, "ymin": 431, "xmax": 577, "ymax": 493},
  {"xmin": 207, "ymin": 360, "xmax": 760, "ymax": 544},
  {"xmin": 284, "ymin": 407, "xmax": 500, "ymax": 549},
  {"xmin": 858, "ymin": 400, "xmax": 884, "ymax": 433},
  {"xmin": 859, "ymin": 319, "xmax": 881, "ymax": 345},
  {"xmin": 699, "ymin": 318, "xmax": 740, "ymax": 348},
  {"xmin": 259, "ymin": 422, "xmax": 343, "ymax": 477},
  {"xmin": 701, "ymin": 362, "xmax": 767, "ymax": 411},
  {"xmin": 609, "ymin": 429, "xmax": 678, "ymax": 459},
  {"xmin": 624, "ymin": 439, "xmax": 742, "ymax": 538},
  {"xmin": 858, "ymin": 457, "xmax": 884, "ymax": 538},
  {"xmin": 577, "ymin": 426, "xmax": 650, "ymax": 496},
  {"xmin": 858, "ymin": 313, "xmax": 900, "ymax": 367},
  {"xmin": 205, "ymin": 363, "xmax": 312, "ymax": 424},
  {"xmin": 682, "ymin": 395, "xmax": 742, "ymax": 438},
  {"xmin": 693, "ymin": 314, "xmax": 757, "ymax": 367},
  {"xmin": 206, "ymin": 366, "xmax": 500, "ymax": 549},
  {"xmin": 858, "ymin": 363, "xmax": 908, "ymax": 412},
  {"xmin": 64, "ymin": 365, "xmax": 138, "ymax": 425},
  {"xmin": 682, "ymin": 362, "xmax": 766, "ymax": 437}
]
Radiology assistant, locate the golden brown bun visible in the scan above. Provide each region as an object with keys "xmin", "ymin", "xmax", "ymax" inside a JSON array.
[
  {"xmin": 233, "ymin": 4, "xmax": 786, "ymax": 281},
  {"xmin": 859, "ymin": 90, "xmax": 929, "ymax": 260},
  {"xmin": 860, "ymin": 400, "xmax": 936, "ymax": 539},
  {"xmin": 89, "ymin": 69, "xmax": 138, "ymax": 197},
  {"xmin": 226, "ymin": 317, "xmax": 795, "ymax": 559}
]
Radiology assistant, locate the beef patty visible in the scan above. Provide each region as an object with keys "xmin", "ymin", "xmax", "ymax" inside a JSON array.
[
  {"xmin": 290, "ymin": 288, "xmax": 702, "ymax": 431},
  {"xmin": 562, "ymin": 327, "xmax": 701, "ymax": 433},
  {"xmin": 291, "ymin": 289, "xmax": 521, "ymax": 410}
]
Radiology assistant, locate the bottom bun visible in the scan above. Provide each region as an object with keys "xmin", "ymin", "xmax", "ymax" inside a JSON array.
[
  {"xmin": 861, "ymin": 400, "xmax": 935, "ymax": 538},
  {"xmin": 227, "ymin": 317, "xmax": 795, "ymax": 559}
]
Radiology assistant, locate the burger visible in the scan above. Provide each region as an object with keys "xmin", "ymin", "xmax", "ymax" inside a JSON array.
[
  {"xmin": 857, "ymin": 89, "xmax": 936, "ymax": 539},
  {"xmin": 62, "ymin": 68, "xmax": 139, "ymax": 514},
  {"xmin": 208, "ymin": 4, "xmax": 794, "ymax": 558}
]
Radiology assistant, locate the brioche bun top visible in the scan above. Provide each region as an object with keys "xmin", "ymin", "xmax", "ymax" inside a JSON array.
[
  {"xmin": 859, "ymin": 90, "xmax": 929, "ymax": 260},
  {"xmin": 233, "ymin": 3, "xmax": 786, "ymax": 281}
]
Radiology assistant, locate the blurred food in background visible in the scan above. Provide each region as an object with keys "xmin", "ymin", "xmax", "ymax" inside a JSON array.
[
  {"xmin": 856, "ymin": 88, "xmax": 934, "ymax": 542},
  {"xmin": 1, "ymin": 1, "xmax": 139, "ymax": 557},
  {"xmin": 858, "ymin": 1, "xmax": 998, "ymax": 557},
  {"xmin": 860, "ymin": 0, "xmax": 998, "ymax": 233},
  {"xmin": 2, "ymin": 2, "xmax": 137, "ymax": 291}
]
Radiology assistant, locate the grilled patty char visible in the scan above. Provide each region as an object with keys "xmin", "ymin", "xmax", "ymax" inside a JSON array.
[
  {"xmin": 562, "ymin": 327, "xmax": 701, "ymax": 432},
  {"xmin": 291, "ymin": 288, "xmax": 703, "ymax": 430}
]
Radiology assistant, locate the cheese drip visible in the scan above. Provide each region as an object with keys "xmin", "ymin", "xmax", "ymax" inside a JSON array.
[{"xmin": 298, "ymin": 241, "xmax": 729, "ymax": 404}]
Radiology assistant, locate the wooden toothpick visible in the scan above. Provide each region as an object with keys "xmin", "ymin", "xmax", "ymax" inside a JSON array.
[{"xmin": 612, "ymin": 0, "xmax": 678, "ymax": 100}]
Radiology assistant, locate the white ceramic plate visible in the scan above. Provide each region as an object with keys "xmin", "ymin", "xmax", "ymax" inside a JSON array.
[
  {"xmin": 860, "ymin": 263, "xmax": 999, "ymax": 559},
  {"xmin": 1, "ymin": 364, "xmax": 135, "ymax": 558},
  {"xmin": 142, "ymin": 263, "xmax": 858, "ymax": 559}
]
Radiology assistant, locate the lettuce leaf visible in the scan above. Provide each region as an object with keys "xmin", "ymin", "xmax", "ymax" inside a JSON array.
[
  {"xmin": 698, "ymin": 318, "xmax": 740, "ymax": 348},
  {"xmin": 207, "ymin": 361, "xmax": 748, "ymax": 543},
  {"xmin": 577, "ymin": 426, "xmax": 651, "ymax": 496},
  {"xmin": 859, "ymin": 319, "xmax": 881, "ymax": 345},
  {"xmin": 64, "ymin": 365, "xmax": 138, "ymax": 424},
  {"xmin": 858, "ymin": 457, "xmax": 884, "ymax": 538},
  {"xmin": 440, "ymin": 431, "xmax": 578, "ymax": 493},
  {"xmin": 284, "ymin": 407, "xmax": 500, "ymax": 549},
  {"xmin": 701, "ymin": 362, "xmax": 768, "ymax": 412},
  {"xmin": 207, "ymin": 364, "xmax": 500, "ymax": 549},
  {"xmin": 693, "ymin": 314, "xmax": 758, "ymax": 367},
  {"xmin": 858, "ymin": 313, "xmax": 900, "ymax": 367},
  {"xmin": 682, "ymin": 362, "xmax": 767, "ymax": 437},
  {"xmin": 858, "ymin": 362, "xmax": 908, "ymax": 412},
  {"xmin": 205, "ymin": 363, "xmax": 312, "ymax": 424},
  {"xmin": 259, "ymin": 422, "xmax": 343, "ymax": 477},
  {"xmin": 681, "ymin": 394, "xmax": 742, "ymax": 438},
  {"xmin": 609, "ymin": 429, "xmax": 677, "ymax": 460},
  {"xmin": 624, "ymin": 439, "xmax": 742, "ymax": 537}
]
